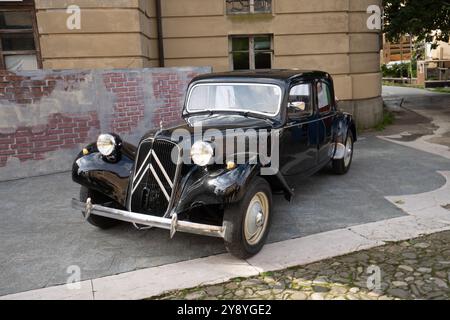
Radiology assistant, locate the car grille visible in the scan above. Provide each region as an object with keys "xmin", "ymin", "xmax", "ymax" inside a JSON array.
[{"xmin": 130, "ymin": 139, "xmax": 181, "ymax": 217}]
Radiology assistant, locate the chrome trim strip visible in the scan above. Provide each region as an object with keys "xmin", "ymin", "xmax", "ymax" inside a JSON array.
[
  {"xmin": 133, "ymin": 150, "xmax": 152, "ymax": 183},
  {"xmin": 283, "ymin": 114, "xmax": 336, "ymax": 129},
  {"xmin": 131, "ymin": 164, "xmax": 150, "ymax": 194},
  {"xmin": 128, "ymin": 138, "xmax": 183, "ymax": 219},
  {"xmin": 319, "ymin": 114, "xmax": 336, "ymax": 121},
  {"xmin": 162, "ymin": 141, "xmax": 183, "ymax": 218},
  {"xmin": 284, "ymin": 118, "xmax": 319, "ymax": 129},
  {"xmin": 128, "ymin": 137, "xmax": 154, "ymax": 211},
  {"xmin": 151, "ymin": 150, "xmax": 174, "ymax": 188},
  {"xmin": 149, "ymin": 164, "xmax": 171, "ymax": 201}
]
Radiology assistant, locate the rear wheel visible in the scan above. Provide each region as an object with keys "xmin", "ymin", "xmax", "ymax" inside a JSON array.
[
  {"xmin": 79, "ymin": 186, "xmax": 121, "ymax": 229},
  {"xmin": 332, "ymin": 130, "xmax": 354, "ymax": 175},
  {"xmin": 223, "ymin": 177, "xmax": 272, "ymax": 259}
]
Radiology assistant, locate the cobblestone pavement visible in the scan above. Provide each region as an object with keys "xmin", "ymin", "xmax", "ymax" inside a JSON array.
[{"xmin": 154, "ymin": 231, "xmax": 450, "ymax": 300}]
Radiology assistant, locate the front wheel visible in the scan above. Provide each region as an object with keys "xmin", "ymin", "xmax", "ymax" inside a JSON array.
[
  {"xmin": 79, "ymin": 186, "xmax": 121, "ymax": 229},
  {"xmin": 332, "ymin": 130, "xmax": 354, "ymax": 175},
  {"xmin": 223, "ymin": 177, "xmax": 272, "ymax": 259}
]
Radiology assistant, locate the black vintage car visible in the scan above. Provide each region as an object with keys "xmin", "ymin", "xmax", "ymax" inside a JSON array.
[{"xmin": 72, "ymin": 70, "xmax": 356, "ymax": 258}]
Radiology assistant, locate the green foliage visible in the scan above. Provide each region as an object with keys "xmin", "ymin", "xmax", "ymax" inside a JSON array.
[
  {"xmin": 375, "ymin": 111, "xmax": 395, "ymax": 131},
  {"xmin": 231, "ymin": 277, "xmax": 246, "ymax": 283},
  {"xmin": 260, "ymin": 271, "xmax": 274, "ymax": 277},
  {"xmin": 381, "ymin": 62, "xmax": 417, "ymax": 78},
  {"xmin": 429, "ymin": 87, "xmax": 450, "ymax": 94},
  {"xmin": 383, "ymin": 0, "xmax": 450, "ymax": 47},
  {"xmin": 382, "ymin": 81, "xmax": 424, "ymax": 89}
]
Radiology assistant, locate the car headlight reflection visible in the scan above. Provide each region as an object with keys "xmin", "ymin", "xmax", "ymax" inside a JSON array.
[
  {"xmin": 97, "ymin": 134, "xmax": 117, "ymax": 156},
  {"xmin": 190, "ymin": 141, "xmax": 214, "ymax": 166}
]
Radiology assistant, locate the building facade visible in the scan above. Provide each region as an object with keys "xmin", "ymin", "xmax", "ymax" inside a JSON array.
[
  {"xmin": 1, "ymin": 0, "xmax": 382, "ymax": 128},
  {"xmin": 382, "ymin": 35, "xmax": 413, "ymax": 64}
]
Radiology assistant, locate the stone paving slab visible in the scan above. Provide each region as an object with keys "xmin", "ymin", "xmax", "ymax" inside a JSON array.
[{"xmin": 155, "ymin": 231, "xmax": 450, "ymax": 300}]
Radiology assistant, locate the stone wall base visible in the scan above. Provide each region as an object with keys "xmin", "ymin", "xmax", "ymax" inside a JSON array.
[{"xmin": 338, "ymin": 96, "xmax": 384, "ymax": 129}]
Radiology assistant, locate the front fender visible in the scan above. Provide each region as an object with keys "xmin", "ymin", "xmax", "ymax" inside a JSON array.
[
  {"xmin": 173, "ymin": 163, "xmax": 260, "ymax": 213},
  {"xmin": 72, "ymin": 142, "xmax": 136, "ymax": 207},
  {"xmin": 173, "ymin": 161, "xmax": 294, "ymax": 214}
]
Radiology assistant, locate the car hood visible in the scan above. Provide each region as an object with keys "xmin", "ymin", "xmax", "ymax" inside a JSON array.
[{"xmin": 141, "ymin": 114, "xmax": 277, "ymax": 142}]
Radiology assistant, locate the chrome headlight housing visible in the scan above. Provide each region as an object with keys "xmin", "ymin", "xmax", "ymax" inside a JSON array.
[
  {"xmin": 97, "ymin": 134, "xmax": 117, "ymax": 156},
  {"xmin": 190, "ymin": 141, "xmax": 214, "ymax": 166}
]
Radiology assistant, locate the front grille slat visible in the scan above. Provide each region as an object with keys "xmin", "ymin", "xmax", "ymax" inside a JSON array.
[{"xmin": 130, "ymin": 139, "xmax": 180, "ymax": 217}]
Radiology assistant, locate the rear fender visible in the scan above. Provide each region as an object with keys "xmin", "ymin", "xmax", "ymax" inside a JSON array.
[{"xmin": 333, "ymin": 113, "xmax": 357, "ymax": 145}]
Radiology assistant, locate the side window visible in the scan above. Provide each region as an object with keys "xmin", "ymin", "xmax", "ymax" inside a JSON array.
[
  {"xmin": 288, "ymin": 83, "xmax": 312, "ymax": 118},
  {"xmin": 317, "ymin": 81, "xmax": 333, "ymax": 114}
]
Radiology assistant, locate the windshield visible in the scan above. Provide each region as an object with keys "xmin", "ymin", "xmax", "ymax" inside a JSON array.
[{"xmin": 187, "ymin": 83, "xmax": 282, "ymax": 116}]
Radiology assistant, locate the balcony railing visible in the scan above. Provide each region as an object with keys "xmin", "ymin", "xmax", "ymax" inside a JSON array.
[{"xmin": 226, "ymin": 0, "xmax": 272, "ymax": 15}]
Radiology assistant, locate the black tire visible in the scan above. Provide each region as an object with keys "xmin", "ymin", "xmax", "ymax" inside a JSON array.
[
  {"xmin": 223, "ymin": 177, "xmax": 272, "ymax": 259},
  {"xmin": 332, "ymin": 130, "xmax": 354, "ymax": 175},
  {"xmin": 79, "ymin": 186, "xmax": 121, "ymax": 229}
]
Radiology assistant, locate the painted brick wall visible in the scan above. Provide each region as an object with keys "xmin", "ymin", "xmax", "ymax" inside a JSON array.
[
  {"xmin": 103, "ymin": 71, "xmax": 145, "ymax": 134},
  {"xmin": 0, "ymin": 67, "xmax": 211, "ymax": 181}
]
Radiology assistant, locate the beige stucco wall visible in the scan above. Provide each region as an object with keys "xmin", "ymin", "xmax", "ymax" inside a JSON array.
[
  {"xmin": 35, "ymin": 0, "xmax": 159, "ymax": 69},
  {"xmin": 160, "ymin": 0, "xmax": 382, "ymax": 106},
  {"xmin": 34, "ymin": 0, "xmax": 382, "ymax": 127}
]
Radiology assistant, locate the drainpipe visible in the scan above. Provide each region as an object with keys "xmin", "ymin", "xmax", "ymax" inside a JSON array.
[{"xmin": 156, "ymin": 0, "xmax": 165, "ymax": 67}]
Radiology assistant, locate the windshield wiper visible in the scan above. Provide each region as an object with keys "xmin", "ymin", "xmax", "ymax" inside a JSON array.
[
  {"xmin": 235, "ymin": 111, "xmax": 275, "ymax": 125},
  {"xmin": 187, "ymin": 109, "xmax": 275, "ymax": 125},
  {"xmin": 187, "ymin": 109, "xmax": 215, "ymax": 116}
]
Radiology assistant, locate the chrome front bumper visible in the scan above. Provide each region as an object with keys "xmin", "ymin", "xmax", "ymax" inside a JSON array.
[{"xmin": 71, "ymin": 198, "xmax": 226, "ymax": 239}]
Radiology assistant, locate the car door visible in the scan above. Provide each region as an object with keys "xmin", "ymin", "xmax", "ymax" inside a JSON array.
[
  {"xmin": 280, "ymin": 82, "xmax": 319, "ymax": 177},
  {"xmin": 316, "ymin": 80, "xmax": 336, "ymax": 165}
]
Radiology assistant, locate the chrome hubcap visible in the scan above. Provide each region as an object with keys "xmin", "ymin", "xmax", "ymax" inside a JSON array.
[
  {"xmin": 244, "ymin": 192, "xmax": 269, "ymax": 245},
  {"xmin": 344, "ymin": 136, "xmax": 353, "ymax": 167},
  {"xmin": 255, "ymin": 212, "xmax": 264, "ymax": 227}
]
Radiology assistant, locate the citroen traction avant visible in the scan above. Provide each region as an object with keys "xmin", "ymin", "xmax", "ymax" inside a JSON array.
[{"xmin": 71, "ymin": 70, "xmax": 356, "ymax": 258}]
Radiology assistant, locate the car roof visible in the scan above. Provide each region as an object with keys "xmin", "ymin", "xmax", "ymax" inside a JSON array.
[{"xmin": 192, "ymin": 69, "xmax": 330, "ymax": 83}]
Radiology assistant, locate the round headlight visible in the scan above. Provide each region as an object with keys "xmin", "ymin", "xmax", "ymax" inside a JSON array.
[
  {"xmin": 191, "ymin": 141, "xmax": 214, "ymax": 166},
  {"xmin": 97, "ymin": 134, "xmax": 116, "ymax": 156}
]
